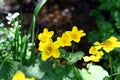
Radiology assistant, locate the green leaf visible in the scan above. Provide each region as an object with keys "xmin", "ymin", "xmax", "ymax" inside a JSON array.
[
  {"xmin": 67, "ymin": 51, "xmax": 84, "ymax": 65},
  {"xmin": 114, "ymin": 66, "xmax": 120, "ymax": 80},
  {"xmin": 20, "ymin": 59, "xmax": 53, "ymax": 79},
  {"xmin": 103, "ymin": 76, "xmax": 111, "ymax": 80},
  {"xmin": 39, "ymin": 59, "xmax": 53, "ymax": 72},
  {"xmin": 21, "ymin": 35, "xmax": 31, "ymax": 60},
  {"xmin": 117, "ymin": 65, "xmax": 120, "ymax": 73},
  {"xmin": 34, "ymin": 0, "xmax": 47, "ymax": 16},
  {"xmin": 97, "ymin": 21, "xmax": 114, "ymax": 33},
  {"xmin": 0, "ymin": 60, "xmax": 19, "ymax": 80},
  {"xmin": 115, "ymin": 74, "xmax": 120, "ymax": 80},
  {"xmin": 41, "ymin": 64, "xmax": 78, "ymax": 80},
  {"xmin": 28, "ymin": 0, "xmax": 47, "ymax": 62},
  {"xmin": 79, "ymin": 63, "xmax": 109, "ymax": 80},
  {"xmin": 20, "ymin": 62, "xmax": 45, "ymax": 80},
  {"xmin": 59, "ymin": 48, "xmax": 68, "ymax": 58}
]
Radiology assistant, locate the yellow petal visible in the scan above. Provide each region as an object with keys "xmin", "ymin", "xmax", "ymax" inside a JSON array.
[
  {"xmin": 83, "ymin": 56, "xmax": 91, "ymax": 62},
  {"xmin": 41, "ymin": 52, "xmax": 51, "ymax": 61},
  {"xmin": 72, "ymin": 26, "xmax": 78, "ymax": 32},
  {"xmin": 89, "ymin": 46, "xmax": 98, "ymax": 55},
  {"xmin": 52, "ymin": 49, "xmax": 60, "ymax": 58},
  {"xmin": 109, "ymin": 36, "xmax": 117, "ymax": 41},
  {"xmin": 54, "ymin": 40, "xmax": 61, "ymax": 48},
  {"xmin": 114, "ymin": 42, "xmax": 120, "ymax": 47},
  {"xmin": 43, "ymin": 28, "xmax": 48, "ymax": 32},
  {"xmin": 94, "ymin": 41, "xmax": 101, "ymax": 46},
  {"xmin": 90, "ymin": 55, "xmax": 100, "ymax": 62},
  {"xmin": 79, "ymin": 30, "xmax": 86, "ymax": 36},
  {"xmin": 25, "ymin": 78, "xmax": 35, "ymax": 80},
  {"xmin": 12, "ymin": 71, "xmax": 25, "ymax": 80},
  {"xmin": 103, "ymin": 47, "xmax": 113, "ymax": 53},
  {"xmin": 38, "ymin": 28, "xmax": 54, "ymax": 42},
  {"xmin": 38, "ymin": 42, "xmax": 45, "ymax": 51},
  {"xmin": 57, "ymin": 33, "xmax": 72, "ymax": 47}
]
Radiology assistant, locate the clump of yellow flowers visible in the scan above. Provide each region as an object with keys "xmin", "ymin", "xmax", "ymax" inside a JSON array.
[
  {"xmin": 38, "ymin": 26, "xmax": 86, "ymax": 61},
  {"xmin": 94, "ymin": 36, "xmax": 120, "ymax": 53},
  {"xmin": 83, "ymin": 36, "xmax": 120, "ymax": 62},
  {"xmin": 12, "ymin": 71, "xmax": 35, "ymax": 80}
]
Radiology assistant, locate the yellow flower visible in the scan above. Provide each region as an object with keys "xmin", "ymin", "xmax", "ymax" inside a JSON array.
[
  {"xmin": 12, "ymin": 71, "xmax": 35, "ymax": 80},
  {"xmin": 94, "ymin": 36, "xmax": 120, "ymax": 53},
  {"xmin": 65, "ymin": 26, "xmax": 86, "ymax": 43},
  {"xmin": 83, "ymin": 54, "xmax": 102, "ymax": 62},
  {"xmin": 39, "ymin": 40, "xmax": 60, "ymax": 61},
  {"xmin": 83, "ymin": 46, "xmax": 103, "ymax": 62},
  {"xmin": 38, "ymin": 28, "xmax": 54, "ymax": 43},
  {"xmin": 56, "ymin": 32, "xmax": 72, "ymax": 47},
  {"xmin": 89, "ymin": 46, "xmax": 104, "ymax": 56}
]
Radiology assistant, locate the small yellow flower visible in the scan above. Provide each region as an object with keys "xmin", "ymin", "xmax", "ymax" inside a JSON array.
[
  {"xmin": 89, "ymin": 46, "xmax": 104, "ymax": 56},
  {"xmin": 65, "ymin": 26, "xmax": 86, "ymax": 43},
  {"xmin": 83, "ymin": 56, "xmax": 91, "ymax": 62},
  {"xmin": 38, "ymin": 28, "xmax": 54, "ymax": 43},
  {"xmin": 56, "ymin": 32, "xmax": 72, "ymax": 47},
  {"xmin": 94, "ymin": 36, "xmax": 120, "ymax": 53},
  {"xmin": 12, "ymin": 71, "xmax": 35, "ymax": 80},
  {"xmin": 39, "ymin": 40, "xmax": 60, "ymax": 61},
  {"xmin": 83, "ymin": 46, "xmax": 103, "ymax": 62},
  {"xmin": 83, "ymin": 54, "xmax": 102, "ymax": 62}
]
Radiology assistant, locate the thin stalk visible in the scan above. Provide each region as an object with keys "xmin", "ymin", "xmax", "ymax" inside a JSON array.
[
  {"xmin": 72, "ymin": 42, "xmax": 81, "ymax": 80},
  {"xmin": 74, "ymin": 65, "xmax": 81, "ymax": 80},
  {"xmin": 28, "ymin": 0, "xmax": 47, "ymax": 64},
  {"xmin": 71, "ymin": 41, "xmax": 75, "ymax": 55},
  {"xmin": 30, "ymin": 15, "xmax": 36, "ymax": 64},
  {"xmin": 15, "ymin": 26, "xmax": 19, "ymax": 60},
  {"xmin": 108, "ymin": 53, "xmax": 113, "ymax": 80}
]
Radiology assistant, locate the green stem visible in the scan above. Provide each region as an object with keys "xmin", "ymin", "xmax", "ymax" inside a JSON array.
[
  {"xmin": 14, "ymin": 25, "xmax": 19, "ymax": 60},
  {"xmin": 72, "ymin": 42, "xmax": 75, "ymax": 54},
  {"xmin": 108, "ymin": 53, "xmax": 113, "ymax": 80},
  {"xmin": 72, "ymin": 42, "xmax": 81, "ymax": 80},
  {"xmin": 30, "ymin": 15, "xmax": 36, "ymax": 64},
  {"xmin": 27, "ymin": 0, "xmax": 47, "ymax": 65},
  {"xmin": 73, "ymin": 64, "xmax": 81, "ymax": 80}
]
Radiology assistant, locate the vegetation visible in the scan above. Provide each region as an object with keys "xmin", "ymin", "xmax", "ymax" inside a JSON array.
[{"xmin": 1, "ymin": 0, "xmax": 120, "ymax": 80}]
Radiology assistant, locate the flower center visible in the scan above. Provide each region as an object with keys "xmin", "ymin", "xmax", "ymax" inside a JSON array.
[
  {"xmin": 72, "ymin": 33, "xmax": 77, "ymax": 39},
  {"xmin": 101, "ymin": 40, "xmax": 112, "ymax": 48},
  {"xmin": 45, "ymin": 45, "xmax": 53, "ymax": 54}
]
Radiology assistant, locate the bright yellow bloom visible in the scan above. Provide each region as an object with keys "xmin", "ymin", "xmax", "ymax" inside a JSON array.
[
  {"xmin": 89, "ymin": 46, "xmax": 104, "ymax": 56},
  {"xmin": 38, "ymin": 28, "xmax": 54, "ymax": 43},
  {"xmin": 83, "ymin": 54, "xmax": 102, "ymax": 62},
  {"xmin": 65, "ymin": 26, "xmax": 86, "ymax": 43},
  {"xmin": 39, "ymin": 40, "xmax": 60, "ymax": 61},
  {"xmin": 83, "ymin": 46, "xmax": 103, "ymax": 62},
  {"xmin": 94, "ymin": 36, "xmax": 120, "ymax": 53},
  {"xmin": 12, "ymin": 71, "xmax": 35, "ymax": 80},
  {"xmin": 56, "ymin": 32, "xmax": 72, "ymax": 47}
]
